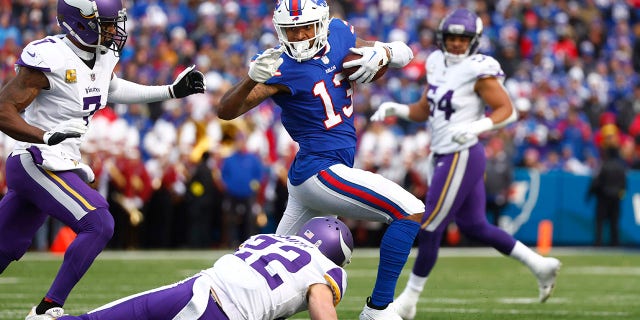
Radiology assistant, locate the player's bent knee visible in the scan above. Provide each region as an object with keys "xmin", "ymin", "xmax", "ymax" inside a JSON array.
[{"xmin": 78, "ymin": 208, "xmax": 115, "ymax": 242}]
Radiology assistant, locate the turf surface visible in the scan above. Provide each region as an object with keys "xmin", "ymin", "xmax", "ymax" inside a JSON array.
[{"xmin": 1, "ymin": 247, "xmax": 639, "ymax": 319}]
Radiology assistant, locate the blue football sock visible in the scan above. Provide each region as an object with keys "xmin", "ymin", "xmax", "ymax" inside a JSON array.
[{"xmin": 370, "ymin": 219, "xmax": 420, "ymax": 307}]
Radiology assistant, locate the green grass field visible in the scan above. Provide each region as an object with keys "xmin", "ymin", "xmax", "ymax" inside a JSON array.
[{"xmin": 1, "ymin": 247, "xmax": 640, "ymax": 320}]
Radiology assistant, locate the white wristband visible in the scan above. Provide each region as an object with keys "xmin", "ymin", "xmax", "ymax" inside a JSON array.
[
  {"xmin": 393, "ymin": 103, "xmax": 410, "ymax": 119},
  {"xmin": 493, "ymin": 107, "xmax": 518, "ymax": 129},
  {"xmin": 468, "ymin": 117, "xmax": 494, "ymax": 135},
  {"xmin": 375, "ymin": 41, "xmax": 414, "ymax": 68}
]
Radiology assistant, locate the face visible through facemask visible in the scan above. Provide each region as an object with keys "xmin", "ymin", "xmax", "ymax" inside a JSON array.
[
  {"xmin": 444, "ymin": 34, "xmax": 472, "ymax": 55},
  {"xmin": 285, "ymin": 24, "xmax": 317, "ymax": 52}
]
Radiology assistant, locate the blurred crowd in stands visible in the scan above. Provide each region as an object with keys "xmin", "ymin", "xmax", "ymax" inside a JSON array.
[{"xmin": 2, "ymin": 0, "xmax": 640, "ymax": 249}]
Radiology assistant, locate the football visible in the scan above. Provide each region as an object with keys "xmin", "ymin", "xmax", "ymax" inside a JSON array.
[{"xmin": 341, "ymin": 52, "xmax": 389, "ymax": 82}]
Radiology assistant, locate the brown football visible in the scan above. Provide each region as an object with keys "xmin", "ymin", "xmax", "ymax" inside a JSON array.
[{"xmin": 341, "ymin": 51, "xmax": 389, "ymax": 82}]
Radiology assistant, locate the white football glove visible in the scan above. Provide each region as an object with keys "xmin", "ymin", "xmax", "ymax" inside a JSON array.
[
  {"xmin": 343, "ymin": 46, "xmax": 389, "ymax": 83},
  {"xmin": 249, "ymin": 47, "xmax": 285, "ymax": 83},
  {"xmin": 449, "ymin": 118, "xmax": 494, "ymax": 145},
  {"xmin": 449, "ymin": 124, "xmax": 475, "ymax": 145},
  {"xmin": 370, "ymin": 102, "xmax": 410, "ymax": 122},
  {"xmin": 43, "ymin": 119, "xmax": 88, "ymax": 145}
]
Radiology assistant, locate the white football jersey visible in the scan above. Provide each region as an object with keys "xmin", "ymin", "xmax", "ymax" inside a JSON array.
[
  {"xmin": 13, "ymin": 35, "xmax": 118, "ymax": 167},
  {"xmin": 203, "ymin": 234, "xmax": 347, "ymax": 320},
  {"xmin": 426, "ymin": 50, "xmax": 504, "ymax": 154}
]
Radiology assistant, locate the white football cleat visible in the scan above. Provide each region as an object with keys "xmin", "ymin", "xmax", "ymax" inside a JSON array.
[
  {"xmin": 359, "ymin": 297, "xmax": 402, "ymax": 320},
  {"xmin": 391, "ymin": 290, "xmax": 418, "ymax": 320},
  {"xmin": 534, "ymin": 257, "xmax": 561, "ymax": 303},
  {"xmin": 25, "ymin": 306, "xmax": 65, "ymax": 320}
]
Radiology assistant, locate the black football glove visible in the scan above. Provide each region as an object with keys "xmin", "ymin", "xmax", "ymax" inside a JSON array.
[
  {"xmin": 169, "ymin": 65, "xmax": 206, "ymax": 98},
  {"xmin": 43, "ymin": 119, "xmax": 88, "ymax": 145}
]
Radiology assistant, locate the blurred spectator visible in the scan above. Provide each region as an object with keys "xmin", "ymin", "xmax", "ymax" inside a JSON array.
[
  {"xmin": 511, "ymin": 98, "xmax": 550, "ymax": 166},
  {"xmin": 485, "ymin": 135, "xmax": 514, "ymax": 226},
  {"xmin": 142, "ymin": 153, "xmax": 186, "ymax": 249},
  {"xmin": 553, "ymin": 108, "xmax": 594, "ymax": 162},
  {"xmin": 586, "ymin": 145, "xmax": 627, "ymax": 246},
  {"xmin": 631, "ymin": 135, "xmax": 640, "ymax": 169},
  {"xmin": 104, "ymin": 121, "xmax": 153, "ymax": 249},
  {"xmin": 633, "ymin": 23, "xmax": 640, "ymax": 73},
  {"xmin": 184, "ymin": 151, "xmax": 222, "ymax": 248},
  {"xmin": 220, "ymin": 131, "xmax": 265, "ymax": 248}
]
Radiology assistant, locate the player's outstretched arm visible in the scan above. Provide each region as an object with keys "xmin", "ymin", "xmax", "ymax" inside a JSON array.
[
  {"xmin": 0, "ymin": 66, "xmax": 54, "ymax": 144},
  {"xmin": 307, "ymin": 283, "xmax": 338, "ymax": 320},
  {"xmin": 108, "ymin": 65, "xmax": 206, "ymax": 104}
]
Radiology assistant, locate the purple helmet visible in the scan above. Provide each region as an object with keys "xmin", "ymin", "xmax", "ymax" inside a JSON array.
[
  {"xmin": 57, "ymin": 0, "xmax": 128, "ymax": 55},
  {"xmin": 436, "ymin": 8, "xmax": 483, "ymax": 64},
  {"xmin": 297, "ymin": 217, "xmax": 354, "ymax": 267}
]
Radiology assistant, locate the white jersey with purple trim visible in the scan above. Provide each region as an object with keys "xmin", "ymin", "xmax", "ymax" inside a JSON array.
[
  {"xmin": 426, "ymin": 50, "xmax": 504, "ymax": 154},
  {"xmin": 203, "ymin": 234, "xmax": 347, "ymax": 320},
  {"xmin": 13, "ymin": 34, "xmax": 117, "ymax": 167}
]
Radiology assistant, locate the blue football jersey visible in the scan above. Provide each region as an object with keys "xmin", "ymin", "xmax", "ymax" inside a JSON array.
[{"xmin": 265, "ymin": 18, "xmax": 357, "ymax": 185}]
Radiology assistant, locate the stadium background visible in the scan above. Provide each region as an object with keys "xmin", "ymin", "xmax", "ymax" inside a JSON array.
[{"xmin": 1, "ymin": 0, "xmax": 640, "ymax": 249}]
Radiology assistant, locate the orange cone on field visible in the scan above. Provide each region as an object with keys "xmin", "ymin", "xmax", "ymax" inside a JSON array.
[
  {"xmin": 537, "ymin": 219, "xmax": 553, "ymax": 255},
  {"xmin": 50, "ymin": 226, "xmax": 76, "ymax": 254},
  {"xmin": 446, "ymin": 223, "xmax": 461, "ymax": 246}
]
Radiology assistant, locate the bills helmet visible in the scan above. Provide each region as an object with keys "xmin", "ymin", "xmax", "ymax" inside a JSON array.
[
  {"xmin": 272, "ymin": 0, "xmax": 330, "ymax": 62},
  {"xmin": 57, "ymin": 0, "xmax": 128, "ymax": 55},
  {"xmin": 437, "ymin": 8, "xmax": 483, "ymax": 65},
  {"xmin": 297, "ymin": 217, "xmax": 354, "ymax": 267}
]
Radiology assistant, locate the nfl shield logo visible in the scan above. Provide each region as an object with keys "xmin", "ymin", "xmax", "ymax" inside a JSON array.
[{"xmin": 90, "ymin": 73, "xmax": 96, "ymax": 81}]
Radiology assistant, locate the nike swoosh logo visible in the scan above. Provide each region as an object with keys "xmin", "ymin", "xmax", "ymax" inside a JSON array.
[
  {"xmin": 27, "ymin": 51, "xmax": 36, "ymax": 57},
  {"xmin": 367, "ymin": 51, "xmax": 377, "ymax": 62}
]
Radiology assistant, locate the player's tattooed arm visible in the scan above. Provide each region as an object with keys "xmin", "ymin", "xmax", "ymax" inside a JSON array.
[
  {"xmin": 355, "ymin": 38, "xmax": 375, "ymax": 47},
  {"xmin": 218, "ymin": 78, "xmax": 287, "ymax": 120}
]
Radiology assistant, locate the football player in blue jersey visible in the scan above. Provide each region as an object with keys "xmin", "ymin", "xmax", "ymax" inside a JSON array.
[
  {"xmin": 218, "ymin": 1, "xmax": 421, "ymax": 319},
  {"xmin": 370, "ymin": 8, "xmax": 561, "ymax": 319},
  {"xmin": 0, "ymin": 0, "xmax": 205, "ymax": 318},
  {"xmin": 26, "ymin": 217, "xmax": 353, "ymax": 320}
]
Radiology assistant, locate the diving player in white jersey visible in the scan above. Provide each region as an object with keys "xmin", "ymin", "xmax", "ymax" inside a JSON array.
[
  {"xmin": 30, "ymin": 217, "xmax": 353, "ymax": 320},
  {"xmin": 370, "ymin": 8, "xmax": 561, "ymax": 320},
  {"xmin": 218, "ymin": 1, "xmax": 421, "ymax": 319},
  {"xmin": 0, "ymin": 0, "xmax": 205, "ymax": 318}
]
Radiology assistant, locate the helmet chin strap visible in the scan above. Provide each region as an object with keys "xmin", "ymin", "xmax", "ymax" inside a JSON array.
[
  {"xmin": 62, "ymin": 21, "xmax": 108, "ymax": 54},
  {"xmin": 62, "ymin": 22, "xmax": 109, "ymax": 54},
  {"xmin": 63, "ymin": 34, "xmax": 96, "ymax": 61},
  {"xmin": 443, "ymin": 44, "xmax": 472, "ymax": 66}
]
